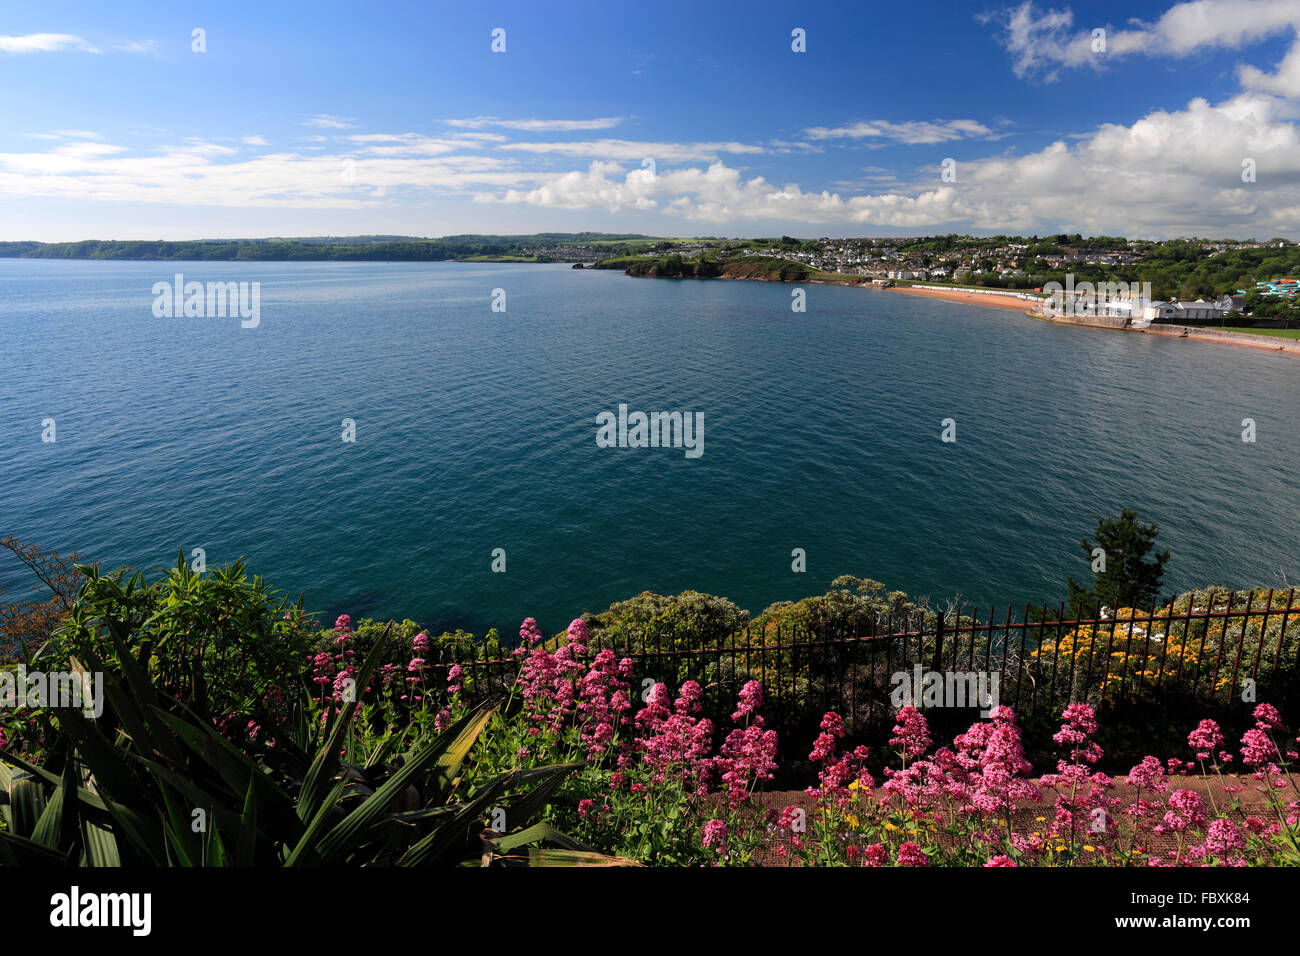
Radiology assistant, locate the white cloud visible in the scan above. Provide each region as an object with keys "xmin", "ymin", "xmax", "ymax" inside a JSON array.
[
  {"xmin": 499, "ymin": 139, "xmax": 764, "ymax": 162},
  {"xmin": 3, "ymin": 91, "xmax": 1297, "ymax": 238},
  {"xmin": 992, "ymin": 0, "xmax": 1300, "ymax": 86},
  {"xmin": 803, "ymin": 119, "xmax": 997, "ymax": 145},
  {"xmin": 444, "ymin": 116, "xmax": 624, "ymax": 131},
  {"xmin": 28, "ymin": 130, "xmax": 104, "ymax": 141},
  {"xmin": 303, "ymin": 114, "xmax": 355, "ymax": 129},
  {"xmin": 1239, "ymin": 38, "xmax": 1300, "ymax": 98},
  {"xmin": 242, "ymin": 135, "xmax": 269, "ymax": 146},
  {"xmin": 0, "ymin": 33, "xmax": 99, "ymax": 54},
  {"xmin": 113, "ymin": 40, "xmax": 158, "ymax": 55},
  {"xmin": 479, "ymin": 91, "xmax": 1300, "ymax": 236},
  {"xmin": 344, "ymin": 132, "xmax": 507, "ymax": 156}
]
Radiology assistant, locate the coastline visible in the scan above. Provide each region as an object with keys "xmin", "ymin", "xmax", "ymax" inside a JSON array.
[{"xmin": 884, "ymin": 281, "xmax": 1300, "ymax": 357}]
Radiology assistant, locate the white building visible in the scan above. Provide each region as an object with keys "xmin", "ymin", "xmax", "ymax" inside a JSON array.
[{"xmin": 1142, "ymin": 300, "xmax": 1227, "ymax": 323}]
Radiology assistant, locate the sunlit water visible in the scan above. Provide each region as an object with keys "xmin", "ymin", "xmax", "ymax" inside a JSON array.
[{"xmin": 2, "ymin": 259, "xmax": 1296, "ymax": 635}]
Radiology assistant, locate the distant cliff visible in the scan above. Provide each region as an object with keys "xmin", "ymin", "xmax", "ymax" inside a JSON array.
[{"xmin": 595, "ymin": 253, "xmax": 814, "ymax": 282}]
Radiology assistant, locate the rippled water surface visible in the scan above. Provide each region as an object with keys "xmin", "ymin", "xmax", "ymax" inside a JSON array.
[{"xmin": 2, "ymin": 259, "xmax": 1297, "ymax": 633}]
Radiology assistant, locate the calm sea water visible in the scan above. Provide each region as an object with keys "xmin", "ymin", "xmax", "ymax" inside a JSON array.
[{"xmin": 1, "ymin": 259, "xmax": 1297, "ymax": 635}]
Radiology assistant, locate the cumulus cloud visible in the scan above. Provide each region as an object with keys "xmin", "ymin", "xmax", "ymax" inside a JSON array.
[
  {"xmin": 478, "ymin": 90, "xmax": 1300, "ymax": 235},
  {"xmin": 990, "ymin": 0, "xmax": 1300, "ymax": 84},
  {"xmin": 1239, "ymin": 39, "xmax": 1300, "ymax": 98},
  {"xmin": 3, "ymin": 85, "xmax": 1298, "ymax": 237}
]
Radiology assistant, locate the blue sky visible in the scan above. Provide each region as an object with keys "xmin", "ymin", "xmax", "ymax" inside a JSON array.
[{"xmin": 3, "ymin": 0, "xmax": 1299, "ymax": 240}]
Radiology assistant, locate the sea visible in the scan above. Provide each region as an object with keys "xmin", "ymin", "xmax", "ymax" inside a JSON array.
[{"xmin": 2, "ymin": 258, "xmax": 1297, "ymax": 636}]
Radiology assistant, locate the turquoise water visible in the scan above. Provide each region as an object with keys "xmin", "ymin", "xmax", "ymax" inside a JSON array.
[{"xmin": 1, "ymin": 258, "xmax": 1297, "ymax": 635}]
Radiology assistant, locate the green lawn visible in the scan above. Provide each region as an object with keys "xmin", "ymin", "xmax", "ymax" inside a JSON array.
[{"xmin": 1220, "ymin": 326, "xmax": 1300, "ymax": 339}]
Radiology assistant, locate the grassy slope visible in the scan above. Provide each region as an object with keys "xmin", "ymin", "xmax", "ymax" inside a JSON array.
[{"xmin": 1219, "ymin": 326, "xmax": 1300, "ymax": 339}]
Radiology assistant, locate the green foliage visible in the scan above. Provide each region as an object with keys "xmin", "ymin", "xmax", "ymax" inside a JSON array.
[
  {"xmin": 754, "ymin": 575, "xmax": 917, "ymax": 636},
  {"xmin": 587, "ymin": 589, "xmax": 748, "ymax": 654},
  {"xmin": 1066, "ymin": 508, "xmax": 1171, "ymax": 615},
  {"xmin": 0, "ymin": 620, "xmax": 587, "ymax": 866},
  {"xmin": 37, "ymin": 555, "xmax": 314, "ymax": 736}
]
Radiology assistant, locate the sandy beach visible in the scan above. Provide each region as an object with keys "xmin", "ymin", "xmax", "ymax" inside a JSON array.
[{"xmin": 887, "ymin": 284, "xmax": 1038, "ymax": 312}]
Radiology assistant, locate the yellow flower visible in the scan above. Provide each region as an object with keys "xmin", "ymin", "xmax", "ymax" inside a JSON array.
[
  {"xmin": 1083, "ymin": 845, "xmax": 1096, "ymax": 852},
  {"xmin": 846, "ymin": 814, "xmax": 860, "ymax": 828},
  {"xmin": 848, "ymin": 780, "xmax": 860, "ymax": 791},
  {"xmin": 1035, "ymin": 817, "xmax": 1045, "ymax": 822},
  {"xmin": 884, "ymin": 823, "xmax": 898, "ymax": 831}
]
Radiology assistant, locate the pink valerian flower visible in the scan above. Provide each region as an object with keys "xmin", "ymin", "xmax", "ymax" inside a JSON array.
[
  {"xmin": 512, "ymin": 617, "xmax": 543, "ymax": 657},
  {"xmin": 572, "ymin": 648, "xmax": 633, "ymax": 759},
  {"xmin": 331, "ymin": 667, "xmax": 357, "ymax": 704},
  {"xmin": 1240, "ymin": 728, "xmax": 1278, "ymax": 768},
  {"xmin": 412, "ymin": 631, "xmax": 430, "ymax": 652},
  {"xmin": 717, "ymin": 723, "xmax": 779, "ymax": 808},
  {"xmin": 948, "ymin": 706, "xmax": 1038, "ymax": 818},
  {"xmin": 446, "ymin": 663, "xmax": 463, "ymax": 695},
  {"xmin": 566, "ymin": 618, "xmax": 589, "ymax": 656},
  {"xmin": 889, "ymin": 706, "xmax": 932, "ymax": 760},
  {"xmin": 731, "ymin": 680, "xmax": 764, "ymax": 723},
  {"xmin": 1187, "ymin": 719, "xmax": 1227, "ymax": 762},
  {"xmin": 984, "ymin": 855, "xmax": 1017, "ymax": 867},
  {"xmin": 515, "ymin": 636, "xmax": 586, "ymax": 732},
  {"xmin": 1123, "ymin": 756, "xmax": 1169, "ymax": 827},
  {"xmin": 777, "ymin": 805, "xmax": 805, "ymax": 832},
  {"xmin": 1158, "ymin": 789, "xmax": 1206, "ymax": 834},
  {"xmin": 897, "ymin": 841, "xmax": 929, "ymax": 867},
  {"xmin": 1242, "ymin": 815, "xmax": 1277, "ymax": 837},
  {"xmin": 635, "ymin": 682, "xmax": 715, "ymax": 794},
  {"xmin": 882, "ymin": 759, "xmax": 947, "ymax": 808},
  {"xmin": 310, "ymin": 651, "xmax": 334, "ymax": 687},
  {"xmin": 634, "ymin": 683, "xmax": 672, "ymax": 732},
  {"xmin": 578, "ymin": 799, "xmax": 595, "ymax": 819},
  {"xmin": 1126, "ymin": 755, "xmax": 1169, "ymax": 792},
  {"xmin": 1196, "ymin": 818, "xmax": 1246, "ymax": 862},
  {"xmin": 820, "ymin": 711, "xmax": 846, "ymax": 738},
  {"xmin": 715, "ymin": 684, "xmax": 778, "ymax": 807},
  {"xmin": 861, "ymin": 843, "xmax": 888, "ymax": 867},
  {"xmin": 1053, "ymin": 703, "xmax": 1102, "ymax": 764},
  {"xmin": 675, "ymin": 680, "xmax": 704, "ymax": 715},
  {"xmin": 434, "ymin": 708, "xmax": 451, "ymax": 733},
  {"xmin": 810, "ymin": 711, "xmax": 846, "ymax": 763},
  {"xmin": 1041, "ymin": 705, "xmax": 1115, "ymax": 843},
  {"xmin": 1253, "ymin": 703, "xmax": 1282, "ymax": 732},
  {"xmin": 701, "ymin": 819, "xmax": 728, "ymax": 855}
]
